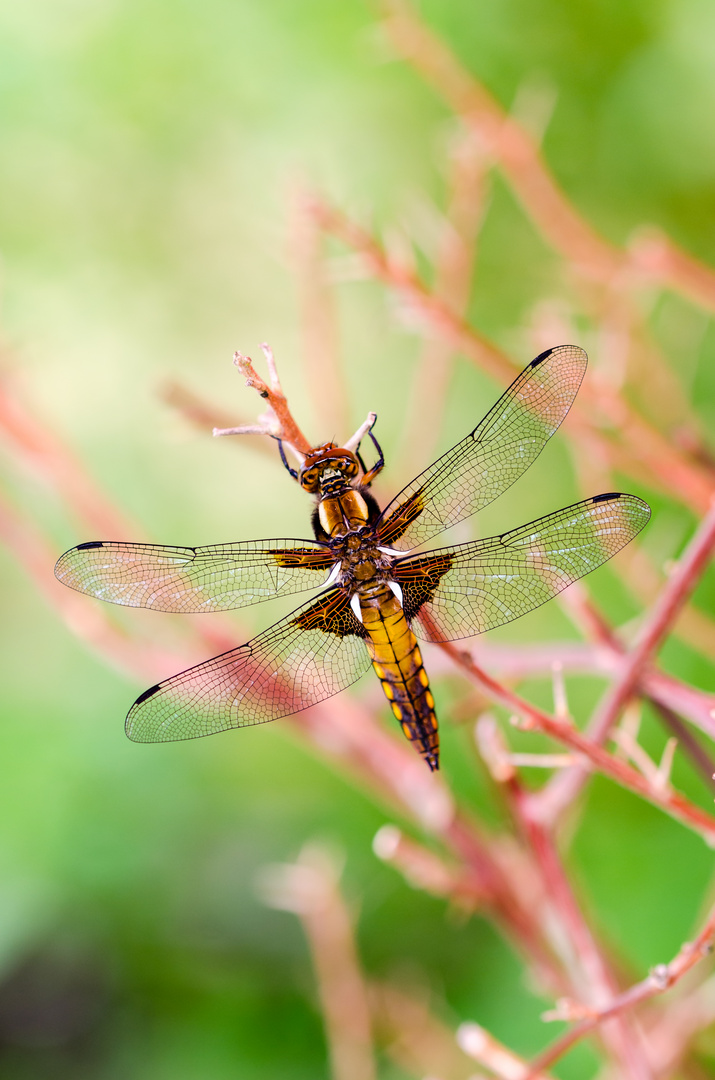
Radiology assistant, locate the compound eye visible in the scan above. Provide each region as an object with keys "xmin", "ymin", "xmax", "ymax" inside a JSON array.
[
  {"xmin": 344, "ymin": 458, "xmax": 359, "ymax": 478},
  {"xmin": 300, "ymin": 468, "xmax": 318, "ymax": 490}
]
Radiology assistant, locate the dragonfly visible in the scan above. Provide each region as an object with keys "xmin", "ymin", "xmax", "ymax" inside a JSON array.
[{"xmin": 55, "ymin": 345, "xmax": 650, "ymax": 770}]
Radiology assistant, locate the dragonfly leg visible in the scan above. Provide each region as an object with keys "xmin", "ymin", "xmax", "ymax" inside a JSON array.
[
  {"xmin": 359, "ymin": 422, "xmax": 385, "ymax": 487},
  {"xmin": 276, "ymin": 438, "xmax": 299, "ymax": 480}
]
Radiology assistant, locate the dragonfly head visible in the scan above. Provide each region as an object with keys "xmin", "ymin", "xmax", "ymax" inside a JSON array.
[{"xmin": 299, "ymin": 443, "xmax": 360, "ymax": 494}]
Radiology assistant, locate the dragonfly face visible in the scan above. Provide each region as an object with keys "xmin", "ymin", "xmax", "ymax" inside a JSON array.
[
  {"xmin": 298, "ymin": 444, "xmax": 360, "ymax": 494},
  {"xmin": 55, "ymin": 345, "xmax": 650, "ymax": 770}
]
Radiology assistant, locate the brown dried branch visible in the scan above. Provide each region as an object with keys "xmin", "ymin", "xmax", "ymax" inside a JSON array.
[
  {"xmin": 2, "ymin": 417, "xmax": 574, "ymax": 985},
  {"xmin": 6, "ymin": 23, "xmax": 715, "ymax": 1062},
  {"xmin": 526, "ymin": 900, "xmax": 715, "ymax": 1076},
  {"xmin": 213, "ymin": 345, "xmax": 312, "ymax": 454}
]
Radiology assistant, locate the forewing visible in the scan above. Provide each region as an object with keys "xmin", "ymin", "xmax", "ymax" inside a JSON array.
[
  {"xmin": 125, "ymin": 587, "xmax": 371, "ymax": 742},
  {"xmin": 394, "ymin": 494, "xmax": 650, "ymax": 642},
  {"xmin": 377, "ymin": 345, "xmax": 588, "ymax": 550},
  {"xmin": 55, "ymin": 538, "xmax": 334, "ymax": 612}
]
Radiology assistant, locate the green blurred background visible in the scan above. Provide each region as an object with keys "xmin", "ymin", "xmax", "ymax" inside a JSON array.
[{"xmin": 1, "ymin": 0, "xmax": 715, "ymax": 1076}]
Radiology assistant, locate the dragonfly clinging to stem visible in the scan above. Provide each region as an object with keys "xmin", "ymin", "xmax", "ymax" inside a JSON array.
[{"xmin": 55, "ymin": 345, "xmax": 650, "ymax": 770}]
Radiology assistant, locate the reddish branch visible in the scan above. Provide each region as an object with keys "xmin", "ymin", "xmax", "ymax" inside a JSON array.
[
  {"xmin": 463, "ymin": 639, "xmax": 715, "ymax": 748},
  {"xmin": 259, "ymin": 845, "xmax": 376, "ymax": 1080},
  {"xmin": 311, "ymin": 196, "xmax": 517, "ymax": 386},
  {"xmin": 0, "ymin": 371, "xmax": 139, "ymax": 540},
  {"xmin": 160, "ymin": 380, "xmax": 270, "ymax": 450},
  {"xmin": 370, "ymin": 980, "xmax": 480, "ymax": 1080},
  {"xmin": 534, "ymin": 498, "xmax": 715, "ymax": 824},
  {"xmin": 458, "ymin": 1021, "xmax": 554, "ymax": 1079},
  {"xmin": 379, "ymin": 0, "xmax": 619, "ymax": 281},
  {"xmin": 526, "ymin": 901, "xmax": 715, "ymax": 1076},
  {"xmin": 379, "ymin": 0, "xmax": 715, "ymax": 314},
  {"xmin": 291, "ymin": 189, "xmax": 349, "ymax": 437},
  {"xmin": 478, "ymin": 718, "xmax": 655, "ymax": 1078},
  {"xmin": 398, "ymin": 127, "xmax": 491, "ymax": 473},
  {"xmin": 435, "ymin": 633, "xmax": 715, "ymax": 844},
  {"xmin": 312, "ymin": 197, "xmax": 714, "ymax": 515}
]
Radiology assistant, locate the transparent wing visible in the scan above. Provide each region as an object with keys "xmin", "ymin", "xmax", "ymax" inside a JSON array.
[
  {"xmin": 55, "ymin": 538, "xmax": 334, "ymax": 612},
  {"xmin": 394, "ymin": 494, "xmax": 650, "ymax": 642},
  {"xmin": 125, "ymin": 587, "xmax": 371, "ymax": 742},
  {"xmin": 377, "ymin": 345, "xmax": 588, "ymax": 551}
]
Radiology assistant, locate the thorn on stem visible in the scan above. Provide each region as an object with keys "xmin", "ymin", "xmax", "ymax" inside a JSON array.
[
  {"xmin": 475, "ymin": 713, "xmax": 515, "ymax": 782},
  {"xmin": 541, "ymin": 997, "xmax": 593, "ymax": 1023},
  {"xmin": 551, "ymin": 661, "xmax": 571, "ymax": 722}
]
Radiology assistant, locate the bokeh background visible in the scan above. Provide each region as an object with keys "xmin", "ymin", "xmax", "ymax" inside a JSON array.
[{"xmin": 2, "ymin": 0, "xmax": 715, "ymax": 1077}]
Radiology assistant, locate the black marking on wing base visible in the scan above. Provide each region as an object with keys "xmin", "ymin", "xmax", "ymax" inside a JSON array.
[
  {"xmin": 291, "ymin": 589, "xmax": 368, "ymax": 639},
  {"xmin": 394, "ymin": 553, "xmax": 454, "ymax": 622}
]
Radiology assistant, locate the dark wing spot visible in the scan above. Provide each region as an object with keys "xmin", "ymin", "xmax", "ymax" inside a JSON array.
[
  {"xmin": 135, "ymin": 683, "xmax": 161, "ymax": 705},
  {"xmin": 76, "ymin": 540, "xmax": 105, "ymax": 550},
  {"xmin": 529, "ymin": 347, "xmax": 555, "ymax": 368},
  {"xmin": 592, "ymin": 492, "xmax": 622, "ymax": 503}
]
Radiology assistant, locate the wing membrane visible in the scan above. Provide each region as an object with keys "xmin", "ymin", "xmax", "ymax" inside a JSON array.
[
  {"xmin": 395, "ymin": 494, "xmax": 650, "ymax": 642},
  {"xmin": 125, "ymin": 587, "xmax": 371, "ymax": 742},
  {"xmin": 54, "ymin": 538, "xmax": 334, "ymax": 612},
  {"xmin": 377, "ymin": 345, "xmax": 588, "ymax": 551}
]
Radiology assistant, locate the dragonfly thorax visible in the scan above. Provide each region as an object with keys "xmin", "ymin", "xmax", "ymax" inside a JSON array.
[
  {"xmin": 330, "ymin": 532, "xmax": 395, "ymax": 591},
  {"xmin": 317, "ymin": 490, "xmax": 371, "ymax": 538}
]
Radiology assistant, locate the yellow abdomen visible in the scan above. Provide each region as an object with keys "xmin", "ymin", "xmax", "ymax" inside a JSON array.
[{"xmin": 359, "ymin": 587, "xmax": 439, "ymax": 771}]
